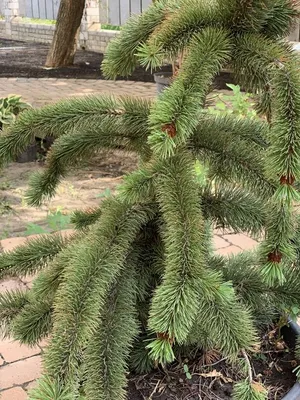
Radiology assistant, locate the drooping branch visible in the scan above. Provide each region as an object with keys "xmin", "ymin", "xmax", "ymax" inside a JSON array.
[
  {"xmin": 233, "ymin": 34, "xmax": 300, "ymax": 284},
  {"xmin": 0, "ymin": 233, "xmax": 73, "ymax": 279},
  {"xmin": 0, "ymin": 96, "xmax": 152, "ymax": 168},
  {"xmin": 101, "ymin": 0, "xmax": 173, "ymax": 79},
  {"xmin": 44, "ymin": 199, "xmax": 156, "ymax": 386},
  {"xmin": 84, "ymin": 256, "xmax": 140, "ymax": 400},
  {"xmin": 147, "ymin": 152, "xmax": 217, "ymax": 362},
  {"xmin": 148, "ymin": 27, "xmax": 232, "ymax": 157},
  {"xmin": 137, "ymin": 0, "xmax": 234, "ymax": 69}
]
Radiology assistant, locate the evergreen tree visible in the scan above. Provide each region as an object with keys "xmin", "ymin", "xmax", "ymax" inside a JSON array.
[{"xmin": 0, "ymin": 0, "xmax": 300, "ymax": 399}]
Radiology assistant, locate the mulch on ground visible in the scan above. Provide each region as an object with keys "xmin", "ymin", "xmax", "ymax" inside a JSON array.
[
  {"xmin": 128, "ymin": 325, "xmax": 297, "ymax": 399},
  {"xmin": 0, "ymin": 38, "xmax": 170, "ymax": 81}
]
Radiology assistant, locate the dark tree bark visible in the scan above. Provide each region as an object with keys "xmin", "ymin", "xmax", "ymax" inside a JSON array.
[{"xmin": 46, "ymin": 0, "xmax": 86, "ymax": 68}]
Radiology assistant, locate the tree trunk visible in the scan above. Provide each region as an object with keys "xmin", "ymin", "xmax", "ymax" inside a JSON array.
[{"xmin": 46, "ymin": 0, "xmax": 86, "ymax": 68}]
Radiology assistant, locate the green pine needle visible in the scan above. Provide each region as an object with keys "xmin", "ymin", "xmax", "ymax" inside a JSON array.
[
  {"xmin": 28, "ymin": 376, "xmax": 74, "ymax": 400},
  {"xmin": 232, "ymin": 380, "xmax": 268, "ymax": 400}
]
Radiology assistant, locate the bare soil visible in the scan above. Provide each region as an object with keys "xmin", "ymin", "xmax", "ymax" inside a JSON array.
[
  {"xmin": 0, "ymin": 151, "xmax": 137, "ymax": 238},
  {"xmin": 128, "ymin": 326, "xmax": 297, "ymax": 400},
  {"xmin": 0, "ymin": 38, "xmax": 169, "ymax": 81},
  {"xmin": 0, "ymin": 38, "xmax": 230, "ymax": 87}
]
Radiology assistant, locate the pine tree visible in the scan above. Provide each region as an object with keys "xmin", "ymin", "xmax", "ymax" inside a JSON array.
[{"xmin": 0, "ymin": 1, "xmax": 300, "ymax": 399}]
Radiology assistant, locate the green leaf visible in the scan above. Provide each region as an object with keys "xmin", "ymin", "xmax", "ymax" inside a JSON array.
[
  {"xmin": 292, "ymin": 306, "xmax": 300, "ymax": 316},
  {"xmin": 186, "ymin": 372, "xmax": 192, "ymax": 380},
  {"xmin": 24, "ymin": 223, "xmax": 48, "ymax": 236},
  {"xmin": 96, "ymin": 188, "xmax": 112, "ymax": 198},
  {"xmin": 47, "ymin": 211, "xmax": 71, "ymax": 231},
  {"xmin": 216, "ymin": 101, "xmax": 226, "ymax": 110},
  {"xmin": 226, "ymin": 83, "xmax": 241, "ymax": 94}
]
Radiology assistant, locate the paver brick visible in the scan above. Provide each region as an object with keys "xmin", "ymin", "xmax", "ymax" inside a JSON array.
[
  {"xmin": 0, "ymin": 355, "xmax": 42, "ymax": 389},
  {"xmin": 0, "ymin": 387, "xmax": 27, "ymax": 400},
  {"xmin": 0, "ymin": 339, "xmax": 41, "ymax": 363},
  {"xmin": 1, "ymin": 236, "xmax": 27, "ymax": 251},
  {"xmin": 222, "ymin": 233, "xmax": 258, "ymax": 250},
  {"xmin": 216, "ymin": 245, "xmax": 243, "ymax": 256},
  {"xmin": 24, "ymin": 380, "xmax": 37, "ymax": 392},
  {"xmin": 0, "ymin": 279, "xmax": 26, "ymax": 294},
  {"xmin": 213, "ymin": 235, "xmax": 230, "ymax": 250}
]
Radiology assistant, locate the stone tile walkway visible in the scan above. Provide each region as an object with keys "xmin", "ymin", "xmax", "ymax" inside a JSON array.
[
  {"xmin": 0, "ymin": 77, "xmax": 157, "ymax": 108},
  {"xmin": 0, "ymin": 77, "xmax": 258, "ymax": 397}
]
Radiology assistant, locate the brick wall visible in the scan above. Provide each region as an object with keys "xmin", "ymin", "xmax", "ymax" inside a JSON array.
[
  {"xmin": 289, "ymin": 22, "xmax": 300, "ymax": 42},
  {"xmin": 86, "ymin": 29, "xmax": 119, "ymax": 53},
  {"xmin": 0, "ymin": 19, "xmax": 120, "ymax": 53},
  {"xmin": 85, "ymin": 0, "xmax": 100, "ymax": 24},
  {"xmin": 10, "ymin": 21, "xmax": 55, "ymax": 43}
]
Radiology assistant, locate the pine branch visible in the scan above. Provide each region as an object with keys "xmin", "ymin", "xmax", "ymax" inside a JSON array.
[
  {"xmin": 272, "ymin": 265, "xmax": 300, "ymax": 310},
  {"xmin": 101, "ymin": 0, "xmax": 172, "ymax": 78},
  {"xmin": 0, "ymin": 95, "xmax": 124, "ymax": 167},
  {"xmin": 130, "ymin": 333, "xmax": 154, "ymax": 374},
  {"xmin": 259, "ymin": 202, "xmax": 296, "ymax": 286},
  {"xmin": 232, "ymin": 33, "xmax": 292, "ymax": 95},
  {"xmin": 233, "ymin": 33, "xmax": 300, "ymax": 285},
  {"xmin": 200, "ymin": 182, "xmax": 266, "ymax": 235},
  {"xmin": 148, "ymin": 152, "xmax": 208, "ymax": 354},
  {"xmin": 29, "ymin": 232, "xmax": 83, "ymax": 300},
  {"xmin": 232, "ymin": 380, "xmax": 268, "ymax": 400},
  {"xmin": 28, "ymin": 376, "xmax": 75, "ymax": 400},
  {"xmin": 71, "ymin": 207, "xmax": 102, "ymax": 229},
  {"xmin": 84, "ymin": 256, "xmax": 139, "ymax": 400},
  {"xmin": 12, "ymin": 299, "xmax": 53, "ymax": 346},
  {"xmin": 7, "ymin": 237, "xmax": 87, "ymax": 346},
  {"xmin": 0, "ymin": 233, "xmax": 71, "ymax": 279},
  {"xmin": 43, "ymin": 199, "xmax": 156, "ymax": 384},
  {"xmin": 148, "ymin": 27, "xmax": 232, "ymax": 157},
  {"xmin": 209, "ymin": 251, "xmax": 300, "ymax": 321},
  {"xmin": 209, "ymin": 253, "xmax": 276, "ymax": 324},
  {"xmin": 190, "ymin": 122, "xmax": 275, "ymax": 198},
  {"xmin": 0, "ymin": 236, "xmax": 84, "ymax": 344},
  {"xmin": 196, "ymin": 113, "xmax": 269, "ymax": 149},
  {"xmin": 118, "ymin": 163, "xmax": 157, "ymax": 204},
  {"xmin": 25, "ymin": 120, "xmax": 120, "ymax": 206},
  {"xmin": 231, "ymin": 0, "xmax": 272, "ymax": 33},
  {"xmin": 0, "ymin": 289, "xmax": 29, "ymax": 338},
  {"xmin": 131, "ymin": 222, "xmax": 163, "ymax": 305},
  {"xmin": 22, "ymin": 97, "xmax": 151, "ymax": 207},
  {"xmin": 186, "ymin": 319, "xmax": 214, "ymax": 350},
  {"xmin": 261, "ymin": 0, "xmax": 300, "ymax": 38},
  {"xmin": 197, "ymin": 277, "xmax": 258, "ymax": 358},
  {"xmin": 139, "ymin": 0, "xmax": 234, "ymax": 67}
]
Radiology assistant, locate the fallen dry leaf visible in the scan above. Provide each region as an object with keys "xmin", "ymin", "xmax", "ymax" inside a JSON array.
[
  {"xmin": 199, "ymin": 369, "xmax": 233, "ymax": 383},
  {"xmin": 291, "ymin": 360, "xmax": 298, "ymax": 367},
  {"xmin": 199, "ymin": 369, "xmax": 222, "ymax": 378},
  {"xmin": 274, "ymin": 363, "xmax": 283, "ymax": 373},
  {"xmin": 251, "ymin": 382, "xmax": 266, "ymax": 393},
  {"xmin": 275, "ymin": 341, "xmax": 285, "ymax": 350}
]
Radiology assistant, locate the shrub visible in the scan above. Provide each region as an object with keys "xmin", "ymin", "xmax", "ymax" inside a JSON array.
[
  {"xmin": 1, "ymin": 1, "xmax": 300, "ymax": 399},
  {"xmin": 0, "ymin": 95, "xmax": 31, "ymax": 130}
]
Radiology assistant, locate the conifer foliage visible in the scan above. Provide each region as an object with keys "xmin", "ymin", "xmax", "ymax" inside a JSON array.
[{"xmin": 1, "ymin": 0, "xmax": 300, "ymax": 399}]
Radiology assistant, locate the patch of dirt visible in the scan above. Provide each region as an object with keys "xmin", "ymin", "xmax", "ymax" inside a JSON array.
[
  {"xmin": 0, "ymin": 38, "xmax": 170, "ymax": 81},
  {"xmin": 0, "ymin": 39, "xmax": 231, "ymax": 88},
  {"xmin": 0, "ymin": 151, "xmax": 138, "ymax": 238},
  {"xmin": 128, "ymin": 326, "xmax": 297, "ymax": 400}
]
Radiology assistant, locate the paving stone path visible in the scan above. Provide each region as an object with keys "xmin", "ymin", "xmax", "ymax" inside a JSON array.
[{"xmin": 0, "ymin": 77, "xmax": 258, "ymax": 398}]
